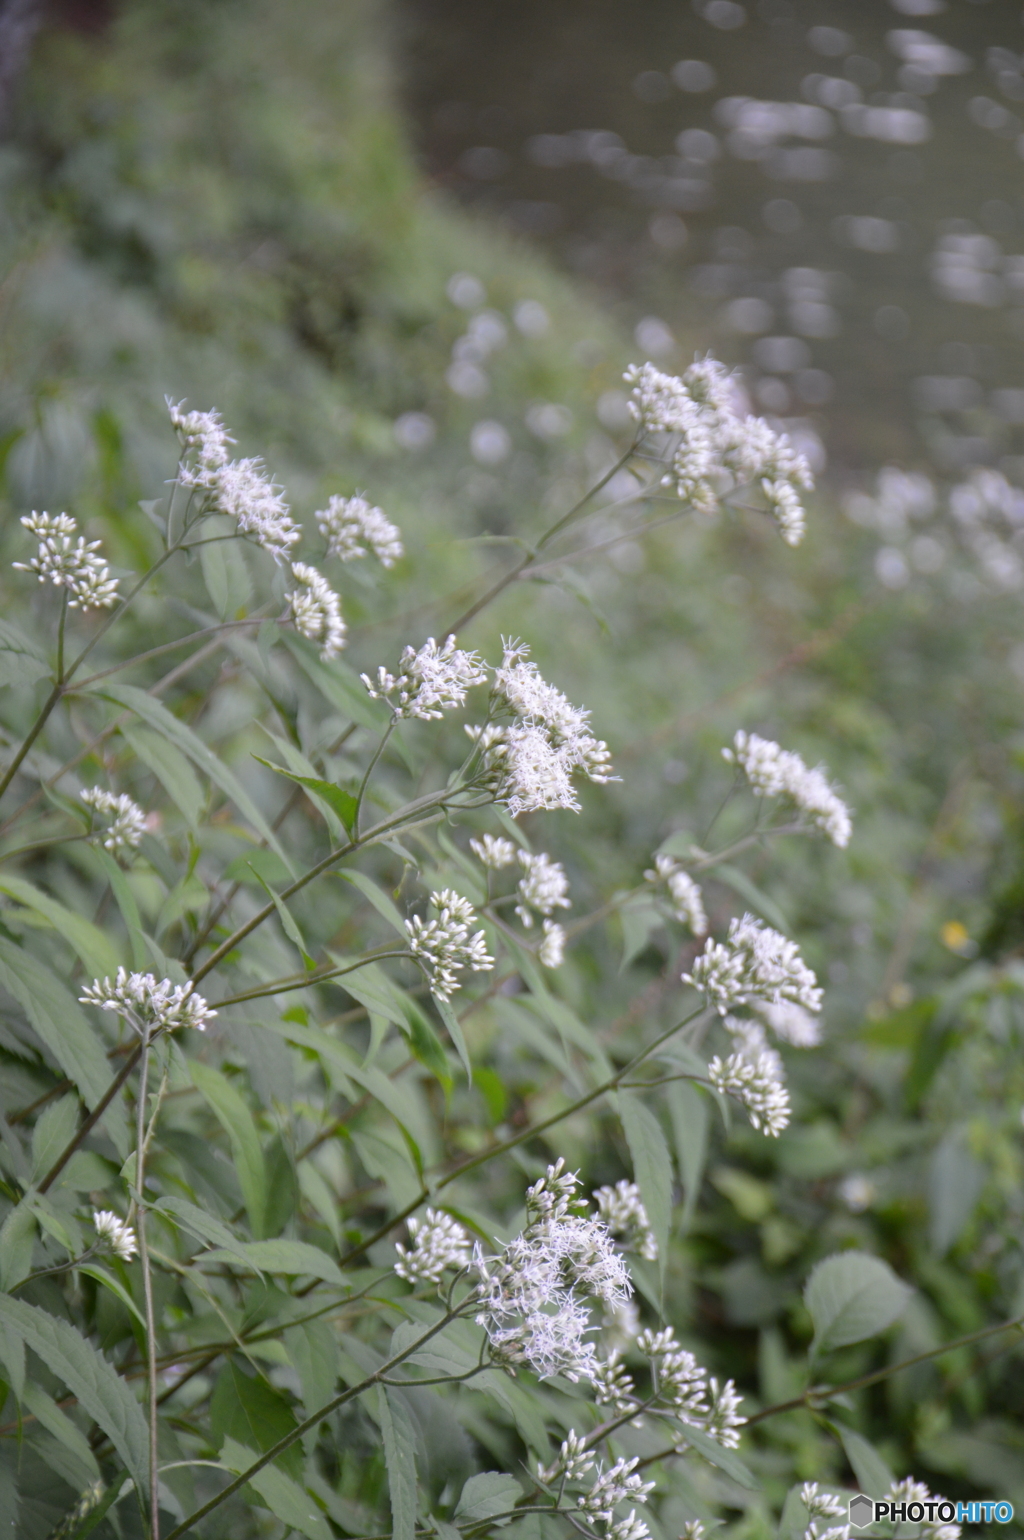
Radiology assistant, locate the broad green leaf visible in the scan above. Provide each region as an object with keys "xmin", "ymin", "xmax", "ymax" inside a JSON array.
[
  {"xmin": 352, "ymin": 1129, "xmax": 422, "ymax": 1209},
  {"xmin": 282, "ymin": 630, "xmax": 389, "ymax": 732},
  {"xmin": 96, "ymin": 684, "xmax": 296, "ymax": 875},
  {"xmin": 835, "ymin": 1424, "xmax": 894, "ymax": 1498},
  {"xmin": 26, "ymin": 1190, "xmax": 82, "ymax": 1255},
  {"xmin": 0, "ymin": 617, "xmax": 49, "ymax": 687},
  {"xmin": 0, "ymin": 936, "xmax": 110, "ymax": 1110},
  {"xmin": 154, "ymin": 1195, "xmax": 257, "ymax": 1272},
  {"xmin": 0, "ymin": 1317, "xmax": 25, "ymax": 1399},
  {"xmin": 455, "ymin": 1472, "xmax": 523, "ymax": 1525},
  {"xmin": 200, "ymin": 1239, "xmax": 344, "ymax": 1286},
  {"xmin": 121, "ymin": 721, "xmax": 205, "ymax": 828},
  {"xmin": 619, "ymin": 895, "xmax": 665, "ymax": 972},
  {"xmin": 928, "ymin": 1132, "xmax": 985, "ymax": 1256},
  {"xmin": 210, "ymin": 1361, "xmax": 302, "ymax": 1478},
  {"xmin": 618, "ymin": 1090, "xmax": 673, "ymax": 1281},
  {"xmin": 254, "ymin": 755, "xmax": 358, "ymax": 836},
  {"xmin": 23, "ymin": 1382, "xmax": 100, "ymax": 1483},
  {"xmin": 190, "ymin": 1061, "xmax": 268, "ymax": 1238},
  {"xmin": 221, "ymin": 1436, "xmax": 332, "ymax": 1540},
  {"xmin": 77, "ymin": 1264, "xmax": 148, "ymax": 1330},
  {"xmin": 805, "ymin": 1252, "xmax": 913, "ymax": 1359},
  {"xmin": 285, "ymin": 1318, "xmax": 340, "ymax": 1452},
  {"xmin": 0, "ymin": 1201, "xmax": 36, "ymax": 1292},
  {"xmin": 0, "ymin": 1294, "xmax": 149, "ymax": 1494},
  {"xmin": 298, "ymin": 1160, "xmax": 342, "ymax": 1248},
  {"xmin": 249, "ymin": 865, "xmax": 316, "ymax": 968},
  {"xmin": 88, "ymin": 845, "xmax": 149, "ymax": 969},
  {"xmin": 379, "ymin": 1385, "xmax": 417, "ymax": 1540},
  {"xmin": 0, "ymin": 873, "xmax": 120, "ymax": 978},
  {"xmin": 337, "ymin": 869, "xmax": 408, "ymax": 937},
  {"xmin": 331, "ymin": 964, "xmax": 450, "ymax": 1090},
  {"xmin": 199, "ymin": 522, "xmax": 253, "ymax": 617},
  {"xmin": 676, "ymin": 1419, "xmax": 759, "ymax": 1489},
  {"xmin": 666, "ymin": 1079, "xmax": 709, "ymax": 1230},
  {"xmin": 30, "ymin": 1094, "xmax": 79, "ymax": 1184}
]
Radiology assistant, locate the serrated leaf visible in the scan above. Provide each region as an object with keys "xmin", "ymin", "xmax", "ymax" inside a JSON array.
[
  {"xmin": 0, "ymin": 1294, "xmax": 149, "ymax": 1494},
  {"xmin": 0, "ymin": 936, "xmax": 110, "ymax": 1110},
  {"xmin": 23, "ymin": 1381, "xmax": 101, "ymax": 1484},
  {"xmin": 96, "ymin": 684, "xmax": 296, "ymax": 876},
  {"xmin": 254, "ymin": 756, "xmax": 358, "ymax": 835},
  {"xmin": 221, "ymin": 1435, "xmax": 331, "ymax": 1539},
  {"xmin": 835, "ymin": 1423, "xmax": 894, "ymax": 1498},
  {"xmin": 30, "ymin": 1094, "xmax": 79, "ymax": 1184},
  {"xmin": 618, "ymin": 1090, "xmax": 673, "ymax": 1282},
  {"xmin": 676, "ymin": 1419, "xmax": 758, "ymax": 1489},
  {"xmin": 200, "ymin": 1238, "xmax": 344, "ymax": 1285},
  {"xmin": 77, "ymin": 1264, "xmax": 148, "ymax": 1330},
  {"xmin": 0, "ymin": 1201, "xmax": 36, "ymax": 1293},
  {"xmin": 805, "ymin": 1252, "xmax": 913, "ymax": 1359},
  {"xmin": 190, "ymin": 1061, "xmax": 268, "ymax": 1238},
  {"xmin": 121, "ymin": 721, "xmax": 205, "ymax": 828},
  {"xmin": 0, "ymin": 873, "xmax": 120, "ymax": 979},
  {"xmin": 455, "ymin": 1472, "xmax": 523, "ymax": 1525},
  {"xmin": 379, "ymin": 1386, "xmax": 417, "ymax": 1540}
]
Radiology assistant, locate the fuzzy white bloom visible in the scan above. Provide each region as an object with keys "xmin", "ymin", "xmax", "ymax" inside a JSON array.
[
  {"xmin": 724, "ymin": 730, "xmax": 852, "ymax": 848},
  {"xmin": 167, "ymin": 398, "xmax": 234, "ymax": 478},
  {"xmin": 80, "ymin": 788, "xmax": 146, "ymax": 855},
  {"xmin": 207, "ymin": 458, "xmax": 301, "ymax": 560},
  {"xmin": 93, "ymin": 1209, "xmax": 137, "ymax": 1262},
  {"xmin": 316, "ymin": 493, "xmax": 403, "ymax": 568},
  {"xmin": 538, "ymin": 919, "xmax": 566, "ymax": 969},
  {"xmin": 593, "ymin": 1180, "xmax": 658, "ymax": 1260},
  {"xmin": 79, "ymin": 969, "xmax": 216, "ymax": 1035},
  {"xmin": 363, "ymin": 635, "xmax": 488, "ymax": 721},
  {"xmin": 608, "ymin": 1511, "xmax": 652, "ymax": 1540},
  {"xmin": 883, "ymin": 1480, "xmax": 960, "ymax": 1540},
  {"xmin": 624, "ymin": 358, "xmax": 813, "ymax": 543},
  {"xmin": 515, "ymin": 850, "xmax": 571, "ymax": 926},
  {"xmin": 578, "ymin": 1456, "xmax": 655, "ymax": 1522},
  {"xmin": 756, "ymin": 997, "xmax": 821, "ymax": 1047},
  {"xmin": 498, "ymin": 721, "xmax": 582, "ymax": 817},
  {"xmin": 592, "ymin": 1349, "xmax": 636, "ymax": 1412},
  {"xmin": 704, "ymin": 1376, "xmax": 747, "ymax": 1448},
  {"xmin": 645, "ymin": 855, "xmax": 708, "ymax": 935},
  {"xmin": 801, "ymin": 1485, "xmax": 846, "ymax": 1520},
  {"xmin": 406, "ymin": 889, "xmax": 494, "ymax": 1000},
  {"xmin": 538, "ymin": 1430, "xmax": 596, "ymax": 1486},
  {"xmin": 638, "ymin": 1327, "xmax": 711, "ymax": 1422},
  {"xmin": 469, "ymin": 834, "xmax": 518, "ymax": 869},
  {"xmin": 602, "ymin": 1298, "xmax": 641, "ymax": 1353},
  {"xmin": 13, "ymin": 512, "xmax": 120, "ymax": 609},
  {"xmin": 709, "ymin": 1049, "xmax": 791, "ymax": 1136},
  {"xmin": 473, "ymin": 1160, "xmax": 633, "ymax": 1382},
  {"xmin": 394, "ymin": 1208, "xmax": 471, "ymax": 1285},
  {"xmin": 685, "ymin": 913, "xmax": 823, "ymax": 1016},
  {"xmin": 286, "ymin": 563, "xmax": 346, "ymax": 659},
  {"xmin": 681, "ymin": 1524, "xmax": 706, "ymax": 1540}
]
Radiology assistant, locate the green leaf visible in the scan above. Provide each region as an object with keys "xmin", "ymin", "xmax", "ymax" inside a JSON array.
[
  {"xmin": 282, "ymin": 630, "xmax": 389, "ymax": 732},
  {"xmin": 254, "ymin": 756, "xmax": 358, "ymax": 835},
  {"xmin": 121, "ymin": 721, "xmax": 205, "ymax": 828},
  {"xmin": 210, "ymin": 1361, "xmax": 301, "ymax": 1478},
  {"xmin": 88, "ymin": 845, "xmax": 149, "ymax": 969},
  {"xmin": 0, "ymin": 873, "xmax": 121, "ymax": 979},
  {"xmin": 200, "ymin": 1239, "xmax": 344, "ymax": 1286},
  {"xmin": 153, "ymin": 1195, "xmax": 257, "ymax": 1272},
  {"xmin": 619, "ymin": 895, "xmax": 665, "ymax": 971},
  {"xmin": 190, "ymin": 1061, "xmax": 268, "ymax": 1238},
  {"xmin": 455, "ymin": 1472, "xmax": 523, "ymax": 1525},
  {"xmin": 199, "ymin": 524, "xmax": 253, "ymax": 618},
  {"xmin": 0, "ymin": 1294, "xmax": 149, "ymax": 1494},
  {"xmin": 676, "ymin": 1419, "xmax": 759, "ymax": 1489},
  {"xmin": 618, "ymin": 1090, "xmax": 673, "ymax": 1282},
  {"xmin": 285, "ymin": 1318, "xmax": 340, "ymax": 1452},
  {"xmin": 379, "ymin": 1385, "xmax": 418, "ymax": 1540},
  {"xmin": 431, "ymin": 991, "xmax": 471, "ymax": 1081},
  {"xmin": 337, "ymin": 869, "xmax": 408, "ymax": 937},
  {"xmin": 30, "ymin": 1094, "xmax": 79, "ymax": 1185},
  {"xmin": 23, "ymin": 1382, "xmax": 101, "ymax": 1484},
  {"xmin": 249, "ymin": 865, "xmax": 316, "ymax": 969},
  {"xmin": 835, "ymin": 1424, "xmax": 894, "ymax": 1498},
  {"xmin": 804, "ymin": 1252, "xmax": 913, "ymax": 1359},
  {"xmin": 76, "ymin": 1265, "xmax": 148, "ymax": 1331},
  {"xmin": 0, "ymin": 1316, "xmax": 25, "ymax": 1399},
  {"xmin": 0, "ymin": 617, "xmax": 48, "ymax": 688},
  {"xmin": 220, "ymin": 1436, "xmax": 332, "ymax": 1540},
  {"xmin": 927, "ymin": 1132, "xmax": 985, "ymax": 1257},
  {"xmin": 0, "ymin": 936, "xmax": 110, "ymax": 1110},
  {"xmin": 0, "ymin": 1201, "xmax": 36, "ymax": 1293},
  {"xmin": 711, "ymin": 863, "xmax": 791, "ymax": 935},
  {"xmin": 96, "ymin": 683, "xmax": 296, "ymax": 876},
  {"xmin": 666, "ymin": 1079, "xmax": 709, "ymax": 1230}
]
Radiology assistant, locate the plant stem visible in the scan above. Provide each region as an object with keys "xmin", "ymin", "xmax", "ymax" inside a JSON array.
[
  {"xmin": 56, "ymin": 591, "xmax": 68, "ymax": 682},
  {"xmin": 38, "ymin": 1046, "xmax": 142, "ymax": 1194},
  {"xmin": 133, "ymin": 1024, "xmax": 160, "ymax": 1540},
  {"xmin": 352, "ymin": 720, "xmax": 395, "ymax": 839}
]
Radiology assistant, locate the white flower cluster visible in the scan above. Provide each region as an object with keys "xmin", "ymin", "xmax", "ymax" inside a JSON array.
[
  {"xmin": 708, "ymin": 1049, "xmax": 791, "ymax": 1136},
  {"xmin": 363, "ymin": 635, "xmax": 488, "ymax": 721},
  {"xmin": 724, "ymin": 730, "xmax": 852, "ymax": 848},
  {"xmin": 884, "ymin": 1480, "xmax": 961, "ymax": 1540},
  {"xmin": 578, "ymin": 1456, "xmax": 655, "ymax": 1525},
  {"xmin": 686, "ymin": 913, "xmax": 823, "ymax": 1017},
  {"xmin": 515, "ymin": 850, "xmax": 571, "ymax": 926},
  {"xmin": 13, "ymin": 512, "xmax": 120, "ymax": 609},
  {"xmin": 537, "ymin": 1430, "xmax": 595, "ymax": 1485},
  {"xmin": 758, "ymin": 998, "xmax": 821, "ymax": 1047},
  {"xmin": 597, "ymin": 1326, "xmax": 745, "ymax": 1448},
  {"xmin": 405, "ymin": 889, "xmax": 494, "ymax": 1000},
  {"xmin": 316, "ymin": 493, "xmax": 403, "ymax": 568},
  {"xmin": 473, "ymin": 1159, "xmax": 632, "ymax": 1382},
  {"xmin": 801, "ymin": 1485, "xmax": 846, "ymax": 1520},
  {"xmin": 950, "ymin": 469, "xmax": 1024, "ymax": 593},
  {"xmin": 93, "ymin": 1209, "xmax": 137, "ymax": 1262},
  {"xmin": 168, "ymin": 399, "xmax": 300, "ymax": 560},
  {"xmin": 79, "ymin": 969, "xmax": 216, "ymax": 1035},
  {"xmin": 645, "ymin": 855, "xmax": 708, "ymax": 936},
  {"xmin": 475, "ymin": 640, "xmax": 616, "ymax": 817},
  {"xmin": 593, "ymin": 1180, "xmax": 658, "ymax": 1260},
  {"xmin": 80, "ymin": 788, "xmax": 146, "ymax": 855},
  {"xmin": 394, "ymin": 1208, "xmax": 471, "ymax": 1285},
  {"xmin": 624, "ymin": 359, "xmax": 813, "ymax": 545},
  {"xmin": 538, "ymin": 919, "xmax": 566, "ymax": 969},
  {"xmin": 286, "ymin": 563, "xmax": 346, "ymax": 660},
  {"xmin": 469, "ymin": 834, "xmax": 517, "ymax": 869}
]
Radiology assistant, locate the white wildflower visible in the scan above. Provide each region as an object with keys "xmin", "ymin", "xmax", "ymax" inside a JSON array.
[
  {"xmin": 705, "ymin": 1376, "xmax": 746, "ymax": 1448},
  {"xmin": 469, "ymin": 834, "xmax": 517, "ymax": 869},
  {"xmin": 723, "ymin": 1015, "xmax": 783, "ymax": 1077},
  {"xmin": 363, "ymin": 635, "xmax": 487, "ymax": 721},
  {"xmin": 681, "ymin": 1524, "xmax": 706, "ymax": 1540},
  {"xmin": 13, "ymin": 512, "xmax": 120, "ymax": 609},
  {"xmin": 884, "ymin": 1479, "xmax": 961, "ymax": 1540},
  {"xmin": 316, "ymin": 493, "xmax": 403, "ymax": 568},
  {"xmin": 638, "ymin": 1327, "xmax": 711, "ymax": 1423},
  {"xmin": 406, "ymin": 889, "xmax": 494, "ymax": 1000},
  {"xmin": 79, "ymin": 969, "xmax": 215, "ymax": 1035},
  {"xmin": 805, "ymin": 1526, "xmax": 850, "ymax": 1540},
  {"xmin": 538, "ymin": 919, "xmax": 566, "ymax": 968},
  {"xmin": 167, "ymin": 398, "xmax": 234, "ymax": 479},
  {"xmin": 756, "ymin": 997, "xmax": 821, "ymax": 1047},
  {"xmin": 578, "ymin": 1457, "xmax": 655, "ymax": 1521},
  {"xmin": 286, "ymin": 562, "xmax": 346, "ymax": 659},
  {"xmin": 592, "ymin": 1349, "xmax": 637, "ymax": 1412},
  {"xmin": 685, "ymin": 913, "xmax": 823, "ymax": 1016},
  {"xmin": 608, "ymin": 1511, "xmax": 651, "ymax": 1540},
  {"xmin": 207, "ymin": 458, "xmax": 300, "ymax": 560},
  {"xmin": 499, "ymin": 721, "xmax": 581, "ymax": 817},
  {"xmin": 708, "ymin": 1050, "xmax": 791, "ymax": 1136},
  {"xmin": 80, "ymin": 788, "xmax": 146, "ymax": 855},
  {"xmin": 801, "ymin": 1485, "xmax": 846, "ymax": 1520},
  {"xmin": 93, "ymin": 1210, "xmax": 137, "ymax": 1262},
  {"xmin": 645, "ymin": 854, "xmax": 707, "ymax": 935},
  {"xmin": 762, "ymin": 478, "xmax": 805, "ymax": 546},
  {"xmin": 515, "ymin": 850, "xmax": 571, "ymax": 926},
  {"xmin": 593, "ymin": 1180, "xmax": 658, "ymax": 1260},
  {"xmin": 724, "ymin": 730, "xmax": 852, "ymax": 848},
  {"xmin": 538, "ymin": 1430, "xmax": 595, "ymax": 1486},
  {"xmin": 394, "ymin": 1208, "xmax": 471, "ymax": 1285},
  {"xmin": 602, "ymin": 1298, "xmax": 641, "ymax": 1353}
]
